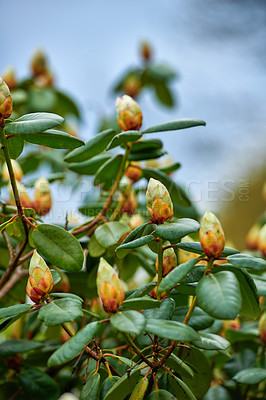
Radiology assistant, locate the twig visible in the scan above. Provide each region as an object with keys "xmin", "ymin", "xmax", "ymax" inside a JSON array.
[
  {"xmin": 2, "ymin": 230, "xmax": 15, "ymax": 260},
  {"xmin": 0, "ymin": 265, "xmax": 28, "ymax": 300}
]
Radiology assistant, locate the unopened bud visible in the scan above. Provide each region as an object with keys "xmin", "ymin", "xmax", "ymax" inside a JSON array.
[
  {"xmin": 125, "ymin": 162, "xmax": 142, "ymax": 182},
  {"xmin": 246, "ymin": 224, "xmax": 260, "ymax": 251},
  {"xmin": 116, "ymin": 95, "xmax": 143, "ymax": 131},
  {"xmin": 129, "ymin": 214, "xmax": 144, "ymax": 229},
  {"xmin": 35, "ymin": 70, "xmax": 53, "ymax": 88},
  {"xmin": 150, "ymin": 275, "xmax": 166, "ymax": 300},
  {"xmin": 146, "ymin": 178, "xmax": 173, "ymax": 223},
  {"xmin": 2, "ymin": 160, "xmax": 23, "ymax": 182},
  {"xmin": 33, "ymin": 177, "xmax": 52, "ymax": 216},
  {"xmin": 2, "ymin": 67, "xmax": 16, "ymax": 91},
  {"xmin": 199, "ymin": 210, "xmax": 225, "ymax": 258},
  {"xmin": 9, "ymin": 181, "xmax": 32, "ymax": 208},
  {"xmin": 0, "ymin": 77, "xmax": 13, "ymax": 119},
  {"xmin": 179, "ymin": 236, "xmax": 198, "ymax": 264},
  {"xmin": 121, "ymin": 191, "xmax": 138, "ymax": 216},
  {"xmin": 140, "ymin": 42, "xmax": 153, "ymax": 62},
  {"xmin": 156, "ymin": 241, "xmax": 177, "ymax": 277},
  {"xmin": 31, "ymin": 49, "xmax": 47, "ymax": 76},
  {"xmin": 26, "ymin": 251, "xmax": 54, "ymax": 303},
  {"xmin": 258, "ymin": 224, "xmax": 266, "ymax": 257},
  {"xmin": 222, "ymin": 318, "xmax": 241, "ymax": 332},
  {"xmin": 124, "ymin": 75, "xmax": 141, "ymax": 98},
  {"xmin": 96, "ymin": 258, "xmax": 125, "ymax": 313},
  {"xmin": 258, "ymin": 312, "xmax": 266, "ymax": 343}
]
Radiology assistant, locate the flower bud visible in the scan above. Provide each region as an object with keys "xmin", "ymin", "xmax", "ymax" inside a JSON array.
[
  {"xmin": 199, "ymin": 210, "xmax": 225, "ymax": 258},
  {"xmin": 116, "ymin": 95, "xmax": 143, "ymax": 131},
  {"xmin": 246, "ymin": 224, "xmax": 260, "ymax": 251},
  {"xmin": 124, "ymin": 74, "xmax": 141, "ymax": 98},
  {"xmin": 2, "ymin": 67, "xmax": 16, "ymax": 90},
  {"xmin": 121, "ymin": 191, "xmax": 138, "ymax": 216},
  {"xmin": 2, "ymin": 160, "xmax": 23, "ymax": 182},
  {"xmin": 178, "ymin": 236, "xmax": 198, "ymax": 264},
  {"xmin": 0, "ymin": 77, "xmax": 13, "ymax": 119},
  {"xmin": 150, "ymin": 275, "xmax": 166, "ymax": 300},
  {"xmin": 258, "ymin": 312, "xmax": 266, "ymax": 344},
  {"xmin": 9, "ymin": 181, "xmax": 32, "ymax": 208},
  {"xmin": 258, "ymin": 224, "xmax": 266, "ymax": 257},
  {"xmin": 146, "ymin": 178, "xmax": 173, "ymax": 223},
  {"xmin": 31, "ymin": 49, "xmax": 47, "ymax": 76},
  {"xmin": 129, "ymin": 214, "xmax": 144, "ymax": 229},
  {"xmin": 26, "ymin": 251, "xmax": 54, "ymax": 303},
  {"xmin": 140, "ymin": 42, "xmax": 153, "ymax": 62},
  {"xmin": 33, "ymin": 177, "xmax": 52, "ymax": 216},
  {"xmin": 125, "ymin": 162, "xmax": 142, "ymax": 182},
  {"xmin": 156, "ymin": 241, "xmax": 177, "ymax": 277},
  {"xmin": 96, "ymin": 258, "xmax": 125, "ymax": 313}
]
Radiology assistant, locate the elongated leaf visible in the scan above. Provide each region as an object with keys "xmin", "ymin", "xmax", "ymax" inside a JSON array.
[
  {"xmin": 177, "ymin": 242, "xmax": 239, "ymax": 256},
  {"xmin": 108, "ymin": 130, "xmax": 142, "ymax": 150},
  {"xmin": 168, "ymin": 375, "xmax": 197, "ymax": 400},
  {"xmin": 196, "ymin": 271, "xmax": 242, "ymax": 319},
  {"xmin": 144, "ymin": 298, "xmax": 175, "ymax": 321},
  {"xmin": 130, "ymin": 138, "xmax": 163, "ymax": 153},
  {"xmin": 156, "ymin": 219, "xmax": 200, "ymax": 241},
  {"xmin": 129, "ymin": 149, "xmax": 166, "ymax": 161},
  {"xmin": 95, "ymin": 221, "xmax": 130, "ymax": 248},
  {"xmin": 173, "ymin": 306, "xmax": 214, "ymax": 330},
  {"xmin": 64, "ymin": 129, "xmax": 117, "ymax": 162},
  {"xmin": 19, "ymin": 368, "xmax": 59, "ymax": 400},
  {"xmin": 0, "ymin": 304, "xmax": 31, "ymax": 319},
  {"xmin": 32, "ymin": 224, "xmax": 84, "ymax": 272},
  {"xmin": 4, "ymin": 112, "xmax": 64, "ymax": 134},
  {"xmin": 23, "ymin": 129, "xmax": 84, "ymax": 149},
  {"xmin": 116, "ymin": 234, "xmax": 155, "ymax": 259},
  {"xmin": 101, "ymin": 376, "xmax": 120, "ymax": 400},
  {"xmin": 233, "ymin": 368, "xmax": 266, "ymax": 384},
  {"xmin": 159, "ymin": 162, "xmax": 181, "ymax": 175},
  {"xmin": 37, "ymin": 298, "xmax": 83, "ymax": 326},
  {"xmin": 155, "ymin": 82, "xmax": 174, "ymax": 107},
  {"xmin": 143, "ymin": 118, "xmax": 206, "ymax": 134},
  {"xmin": 0, "ymin": 339, "xmax": 42, "ymax": 357},
  {"xmin": 192, "ymin": 332, "xmax": 230, "ymax": 351},
  {"xmin": 165, "ymin": 354, "xmax": 194, "ymax": 379},
  {"xmin": 158, "ymin": 259, "xmax": 197, "ymax": 294},
  {"xmin": 128, "ymin": 376, "xmax": 149, "ymax": 400},
  {"xmin": 0, "ymin": 134, "xmax": 24, "ymax": 160},
  {"xmin": 203, "ymin": 386, "xmax": 232, "ymax": 400},
  {"xmin": 68, "ymin": 153, "xmax": 111, "ymax": 175},
  {"xmin": 81, "ymin": 372, "xmax": 101, "ymax": 400},
  {"xmin": 145, "ymin": 319, "xmax": 199, "ymax": 341},
  {"xmin": 146, "ymin": 389, "xmax": 176, "ymax": 399},
  {"xmin": 228, "ymin": 253, "xmax": 266, "ymax": 270},
  {"xmin": 110, "ymin": 310, "xmax": 145, "ymax": 335},
  {"xmin": 47, "ymin": 321, "xmax": 101, "ymax": 366},
  {"xmin": 94, "ymin": 154, "xmax": 123, "ymax": 186},
  {"xmin": 104, "ymin": 369, "xmax": 140, "ymax": 400},
  {"xmin": 126, "ymin": 282, "xmax": 157, "ymax": 299},
  {"xmin": 122, "ymin": 297, "xmax": 161, "ymax": 310}
]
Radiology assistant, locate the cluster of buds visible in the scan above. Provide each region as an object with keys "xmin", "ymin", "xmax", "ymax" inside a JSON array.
[
  {"xmin": 199, "ymin": 210, "xmax": 225, "ymax": 258},
  {"xmin": 116, "ymin": 95, "xmax": 143, "ymax": 131},
  {"xmin": 0, "ymin": 77, "xmax": 13, "ymax": 119},
  {"xmin": 26, "ymin": 251, "xmax": 54, "ymax": 303},
  {"xmin": 31, "ymin": 50, "xmax": 53, "ymax": 87},
  {"xmin": 146, "ymin": 178, "xmax": 173, "ymax": 224},
  {"xmin": 156, "ymin": 241, "xmax": 177, "ymax": 277},
  {"xmin": 96, "ymin": 258, "xmax": 125, "ymax": 313},
  {"xmin": 125, "ymin": 162, "xmax": 142, "ymax": 182}
]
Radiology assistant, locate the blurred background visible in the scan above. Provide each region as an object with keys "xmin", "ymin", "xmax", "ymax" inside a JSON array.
[{"xmin": 1, "ymin": 0, "xmax": 266, "ymax": 248}]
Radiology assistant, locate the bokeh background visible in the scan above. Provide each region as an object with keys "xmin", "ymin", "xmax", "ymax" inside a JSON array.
[{"xmin": 2, "ymin": 0, "xmax": 266, "ymax": 248}]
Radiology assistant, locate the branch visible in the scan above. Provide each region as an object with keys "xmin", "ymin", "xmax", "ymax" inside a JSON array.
[{"xmin": 0, "ymin": 265, "xmax": 28, "ymax": 300}]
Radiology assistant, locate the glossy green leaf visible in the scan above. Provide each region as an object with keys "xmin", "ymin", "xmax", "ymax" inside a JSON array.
[
  {"xmin": 228, "ymin": 253, "xmax": 266, "ymax": 270},
  {"xmin": 233, "ymin": 368, "xmax": 266, "ymax": 384},
  {"xmin": 95, "ymin": 221, "xmax": 130, "ymax": 248},
  {"xmin": 116, "ymin": 234, "xmax": 155, "ymax": 259},
  {"xmin": 196, "ymin": 271, "xmax": 242, "ymax": 319},
  {"xmin": 0, "ymin": 304, "xmax": 31, "ymax": 319},
  {"xmin": 64, "ymin": 128, "xmax": 117, "ymax": 162},
  {"xmin": 108, "ymin": 130, "xmax": 142, "ymax": 150},
  {"xmin": 146, "ymin": 389, "xmax": 176, "ymax": 399},
  {"xmin": 68, "ymin": 153, "xmax": 111, "ymax": 175},
  {"xmin": 145, "ymin": 318, "xmax": 199, "ymax": 341},
  {"xmin": 165, "ymin": 354, "xmax": 194, "ymax": 379},
  {"xmin": 126, "ymin": 282, "xmax": 157, "ymax": 299},
  {"xmin": 4, "ymin": 112, "xmax": 64, "ymax": 134},
  {"xmin": 19, "ymin": 368, "xmax": 59, "ymax": 400},
  {"xmin": 49, "ymin": 292, "xmax": 83, "ymax": 301},
  {"xmin": 32, "ymin": 224, "xmax": 84, "ymax": 272},
  {"xmin": 157, "ymin": 221, "xmax": 200, "ymax": 242},
  {"xmin": 129, "ymin": 149, "xmax": 166, "ymax": 161},
  {"xmin": 0, "ymin": 339, "xmax": 42, "ymax": 357},
  {"xmin": 192, "ymin": 332, "xmax": 230, "ymax": 351},
  {"xmin": 81, "ymin": 372, "xmax": 101, "ymax": 400},
  {"xmin": 158, "ymin": 259, "xmax": 198, "ymax": 294},
  {"xmin": 110, "ymin": 310, "xmax": 146, "ymax": 335},
  {"xmin": 144, "ymin": 298, "xmax": 175, "ymax": 321},
  {"xmin": 128, "ymin": 376, "xmax": 149, "ymax": 400},
  {"xmin": 94, "ymin": 154, "xmax": 123, "ymax": 185},
  {"xmin": 101, "ymin": 376, "xmax": 120, "ymax": 400},
  {"xmin": 47, "ymin": 321, "xmax": 101, "ymax": 366},
  {"xmin": 203, "ymin": 386, "xmax": 232, "ymax": 400},
  {"xmin": 88, "ymin": 233, "xmax": 106, "ymax": 257},
  {"xmin": 122, "ymin": 297, "xmax": 161, "ymax": 310},
  {"xmin": 37, "ymin": 297, "xmax": 83, "ymax": 326},
  {"xmin": 168, "ymin": 375, "xmax": 197, "ymax": 400},
  {"xmin": 177, "ymin": 242, "xmax": 239, "ymax": 256},
  {"xmin": 173, "ymin": 306, "xmax": 214, "ymax": 330},
  {"xmin": 0, "ymin": 135, "xmax": 24, "ymax": 160},
  {"xmin": 103, "ymin": 369, "xmax": 140, "ymax": 400},
  {"xmin": 142, "ymin": 118, "xmax": 206, "ymax": 134},
  {"xmin": 130, "ymin": 138, "xmax": 163, "ymax": 153},
  {"xmin": 23, "ymin": 129, "xmax": 84, "ymax": 149}
]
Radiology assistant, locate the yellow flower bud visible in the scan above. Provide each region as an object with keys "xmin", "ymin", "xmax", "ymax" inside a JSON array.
[
  {"xmin": 33, "ymin": 177, "xmax": 52, "ymax": 216},
  {"xmin": 178, "ymin": 236, "xmax": 198, "ymax": 264},
  {"xmin": 125, "ymin": 162, "xmax": 142, "ymax": 182},
  {"xmin": 199, "ymin": 210, "xmax": 225, "ymax": 258},
  {"xmin": 26, "ymin": 251, "xmax": 54, "ymax": 303},
  {"xmin": 121, "ymin": 191, "xmax": 138, "ymax": 216},
  {"xmin": 96, "ymin": 258, "xmax": 125, "ymax": 313},
  {"xmin": 0, "ymin": 77, "xmax": 13, "ymax": 119},
  {"xmin": 9, "ymin": 181, "xmax": 32, "ymax": 208},
  {"xmin": 31, "ymin": 49, "xmax": 47, "ymax": 76},
  {"xmin": 2, "ymin": 67, "xmax": 16, "ymax": 91},
  {"xmin": 156, "ymin": 241, "xmax": 177, "ymax": 277},
  {"xmin": 258, "ymin": 224, "xmax": 266, "ymax": 257},
  {"xmin": 116, "ymin": 95, "xmax": 143, "ymax": 131},
  {"xmin": 2, "ymin": 160, "xmax": 23, "ymax": 182},
  {"xmin": 146, "ymin": 178, "xmax": 173, "ymax": 223},
  {"xmin": 123, "ymin": 74, "xmax": 141, "ymax": 98},
  {"xmin": 258, "ymin": 312, "xmax": 266, "ymax": 344},
  {"xmin": 246, "ymin": 224, "xmax": 260, "ymax": 251}
]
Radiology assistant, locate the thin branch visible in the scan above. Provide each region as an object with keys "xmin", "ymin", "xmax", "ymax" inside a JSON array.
[
  {"xmin": 2, "ymin": 230, "xmax": 15, "ymax": 260},
  {"xmin": 0, "ymin": 265, "xmax": 28, "ymax": 300}
]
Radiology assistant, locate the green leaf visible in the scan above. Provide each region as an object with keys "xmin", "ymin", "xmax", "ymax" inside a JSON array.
[
  {"xmin": 196, "ymin": 271, "xmax": 242, "ymax": 319},
  {"xmin": 47, "ymin": 321, "xmax": 101, "ymax": 366},
  {"xmin": 0, "ymin": 135, "xmax": 24, "ymax": 160},
  {"xmin": 108, "ymin": 130, "xmax": 142, "ymax": 150},
  {"xmin": 159, "ymin": 162, "xmax": 181, "ymax": 175},
  {"xmin": 203, "ymin": 386, "xmax": 232, "ymax": 400},
  {"xmin": 81, "ymin": 372, "xmax": 101, "ymax": 400},
  {"xmin": 101, "ymin": 376, "xmax": 120, "ymax": 400},
  {"xmin": 128, "ymin": 376, "xmax": 149, "ymax": 400},
  {"xmin": 116, "ymin": 234, "xmax": 155, "ymax": 259},
  {"xmin": 0, "ymin": 339, "xmax": 42, "ymax": 357},
  {"xmin": 168, "ymin": 375, "xmax": 197, "ymax": 400},
  {"xmin": 155, "ymin": 82, "xmax": 175, "ymax": 107},
  {"xmin": 233, "ymin": 368, "xmax": 266, "ymax": 384},
  {"xmin": 228, "ymin": 253, "xmax": 266, "ymax": 270},
  {"xmin": 129, "ymin": 149, "xmax": 166, "ymax": 161},
  {"xmin": 23, "ymin": 129, "xmax": 84, "ymax": 149},
  {"xmin": 165, "ymin": 354, "xmax": 194, "ymax": 379},
  {"xmin": 54, "ymin": 89, "xmax": 81, "ymax": 118},
  {"xmin": 144, "ymin": 298, "xmax": 175, "ymax": 321},
  {"xmin": 68, "ymin": 153, "xmax": 111, "ymax": 175},
  {"xmin": 32, "ymin": 224, "xmax": 84, "ymax": 272},
  {"xmin": 88, "ymin": 233, "xmax": 106, "ymax": 257},
  {"xmin": 192, "ymin": 332, "xmax": 230, "ymax": 351},
  {"xmin": 50, "ymin": 269, "xmax": 61, "ymax": 285},
  {"xmin": 0, "ymin": 304, "xmax": 31, "ymax": 319},
  {"xmin": 126, "ymin": 282, "xmax": 157, "ymax": 299},
  {"xmin": 146, "ymin": 389, "xmax": 176, "ymax": 399},
  {"xmin": 177, "ymin": 242, "xmax": 239, "ymax": 256},
  {"xmin": 145, "ymin": 319, "xmax": 199, "ymax": 341},
  {"xmin": 18, "ymin": 368, "xmax": 59, "ymax": 400},
  {"xmin": 103, "ymin": 369, "xmax": 140, "ymax": 400},
  {"xmin": 142, "ymin": 118, "xmax": 206, "ymax": 134},
  {"xmin": 173, "ymin": 306, "xmax": 214, "ymax": 330},
  {"xmin": 130, "ymin": 138, "xmax": 163, "ymax": 153},
  {"xmin": 110, "ymin": 310, "xmax": 146, "ymax": 335},
  {"xmin": 156, "ymin": 219, "xmax": 200, "ymax": 241},
  {"xmin": 4, "ymin": 112, "xmax": 64, "ymax": 134},
  {"xmin": 95, "ymin": 221, "xmax": 130, "ymax": 248},
  {"xmin": 94, "ymin": 155, "xmax": 123, "ymax": 186},
  {"xmin": 37, "ymin": 297, "xmax": 83, "ymax": 326},
  {"xmin": 122, "ymin": 297, "xmax": 161, "ymax": 310},
  {"xmin": 64, "ymin": 129, "xmax": 117, "ymax": 163},
  {"xmin": 49, "ymin": 292, "xmax": 83, "ymax": 302},
  {"xmin": 158, "ymin": 259, "xmax": 198, "ymax": 294}
]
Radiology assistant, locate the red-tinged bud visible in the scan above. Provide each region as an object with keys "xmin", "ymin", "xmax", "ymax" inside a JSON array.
[
  {"xmin": 258, "ymin": 312, "xmax": 266, "ymax": 343},
  {"xmin": 2, "ymin": 67, "xmax": 16, "ymax": 90},
  {"xmin": 2, "ymin": 160, "xmax": 23, "ymax": 182},
  {"xmin": 179, "ymin": 236, "xmax": 198, "ymax": 264},
  {"xmin": 116, "ymin": 95, "xmax": 143, "ymax": 131},
  {"xmin": 129, "ymin": 214, "xmax": 144, "ymax": 229},
  {"xmin": 150, "ymin": 275, "xmax": 166, "ymax": 300},
  {"xmin": 0, "ymin": 77, "xmax": 13, "ymax": 119},
  {"xmin": 246, "ymin": 224, "xmax": 260, "ymax": 251},
  {"xmin": 140, "ymin": 42, "xmax": 153, "ymax": 62},
  {"xmin": 33, "ymin": 177, "xmax": 52, "ymax": 216},
  {"xmin": 258, "ymin": 224, "xmax": 266, "ymax": 257},
  {"xmin": 156, "ymin": 241, "xmax": 177, "ymax": 277},
  {"xmin": 223, "ymin": 318, "xmax": 241, "ymax": 332},
  {"xmin": 121, "ymin": 191, "xmax": 138, "ymax": 216},
  {"xmin": 35, "ymin": 70, "xmax": 54, "ymax": 88},
  {"xmin": 31, "ymin": 49, "xmax": 47, "ymax": 76},
  {"xmin": 125, "ymin": 162, "xmax": 142, "ymax": 182},
  {"xmin": 96, "ymin": 258, "xmax": 125, "ymax": 313},
  {"xmin": 26, "ymin": 251, "xmax": 54, "ymax": 303},
  {"xmin": 124, "ymin": 74, "xmax": 142, "ymax": 98},
  {"xmin": 9, "ymin": 181, "xmax": 32, "ymax": 208},
  {"xmin": 146, "ymin": 178, "xmax": 173, "ymax": 224},
  {"xmin": 90, "ymin": 297, "xmax": 108, "ymax": 317},
  {"xmin": 199, "ymin": 210, "xmax": 225, "ymax": 258}
]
